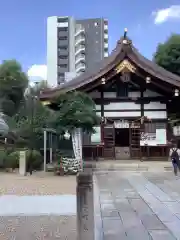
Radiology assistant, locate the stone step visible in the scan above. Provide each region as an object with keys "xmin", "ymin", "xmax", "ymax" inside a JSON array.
[{"xmin": 95, "ymin": 165, "xmax": 173, "ymax": 172}]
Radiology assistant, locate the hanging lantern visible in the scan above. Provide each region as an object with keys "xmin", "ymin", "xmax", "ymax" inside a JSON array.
[
  {"xmin": 101, "ymin": 78, "xmax": 106, "ymax": 85},
  {"xmin": 146, "ymin": 77, "xmax": 151, "ymax": 83},
  {"xmin": 174, "ymin": 89, "xmax": 179, "ymax": 97},
  {"xmin": 64, "ymin": 132, "xmax": 70, "ymax": 140}
]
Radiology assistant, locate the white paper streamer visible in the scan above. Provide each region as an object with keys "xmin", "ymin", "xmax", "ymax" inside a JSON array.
[{"xmin": 71, "ymin": 128, "xmax": 82, "ymax": 169}]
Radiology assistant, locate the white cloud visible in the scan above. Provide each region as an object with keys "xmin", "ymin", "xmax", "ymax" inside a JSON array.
[
  {"xmin": 27, "ymin": 64, "xmax": 47, "ymax": 80},
  {"xmin": 153, "ymin": 5, "xmax": 180, "ymax": 24}
]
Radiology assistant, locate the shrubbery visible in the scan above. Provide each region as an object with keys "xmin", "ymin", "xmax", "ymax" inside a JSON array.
[
  {"xmin": 4, "ymin": 149, "xmax": 43, "ymax": 170},
  {"xmin": 5, "ymin": 151, "xmax": 19, "ymax": 169},
  {"xmin": 0, "ymin": 150, "xmax": 8, "ymax": 168},
  {"xmin": 26, "ymin": 149, "xmax": 43, "ymax": 170}
]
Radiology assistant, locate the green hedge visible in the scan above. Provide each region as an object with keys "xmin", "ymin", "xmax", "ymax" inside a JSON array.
[
  {"xmin": 5, "ymin": 151, "xmax": 19, "ymax": 169},
  {"xmin": 5, "ymin": 149, "xmax": 43, "ymax": 170},
  {"xmin": 26, "ymin": 149, "xmax": 43, "ymax": 170},
  {"xmin": 0, "ymin": 150, "xmax": 8, "ymax": 168}
]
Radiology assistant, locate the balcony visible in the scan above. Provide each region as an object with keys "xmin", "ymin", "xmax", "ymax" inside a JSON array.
[
  {"xmin": 104, "ymin": 52, "xmax": 108, "ymax": 58},
  {"xmin": 104, "ymin": 24, "xmax": 108, "ymax": 32},
  {"xmin": 104, "ymin": 43, "xmax": 108, "ymax": 49},
  {"xmin": 75, "ymin": 36, "xmax": 85, "ymax": 46},
  {"xmin": 76, "ymin": 63, "xmax": 86, "ymax": 73},
  {"xmin": 75, "ymin": 54, "xmax": 85, "ymax": 65},
  {"xmin": 104, "ymin": 33, "xmax": 108, "ymax": 40},
  {"xmin": 75, "ymin": 46, "xmax": 85, "ymax": 56},
  {"xmin": 75, "ymin": 27, "xmax": 85, "ymax": 37}
]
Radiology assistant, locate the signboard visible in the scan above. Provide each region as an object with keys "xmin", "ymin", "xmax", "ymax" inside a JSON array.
[
  {"xmin": 156, "ymin": 129, "xmax": 167, "ymax": 145},
  {"xmin": 91, "ymin": 127, "xmax": 101, "ymax": 143},
  {"xmin": 173, "ymin": 126, "xmax": 180, "ymax": 136},
  {"xmin": 114, "ymin": 120, "xmax": 129, "ymax": 128},
  {"xmin": 114, "ymin": 120, "xmax": 140, "ymax": 129},
  {"xmin": 140, "ymin": 129, "xmax": 167, "ymax": 146},
  {"xmin": 140, "ymin": 132, "xmax": 157, "ymax": 146}
]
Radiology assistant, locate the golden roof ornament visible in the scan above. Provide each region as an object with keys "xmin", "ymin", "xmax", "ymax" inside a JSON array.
[{"xmin": 116, "ymin": 59, "xmax": 136, "ymax": 73}]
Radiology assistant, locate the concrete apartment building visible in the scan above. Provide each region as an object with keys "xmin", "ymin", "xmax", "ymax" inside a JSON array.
[{"xmin": 47, "ymin": 16, "xmax": 108, "ymax": 86}]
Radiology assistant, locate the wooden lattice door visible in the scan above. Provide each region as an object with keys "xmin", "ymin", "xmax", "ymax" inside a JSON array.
[
  {"xmin": 103, "ymin": 125, "xmax": 115, "ymax": 159},
  {"xmin": 130, "ymin": 123, "xmax": 141, "ymax": 158}
]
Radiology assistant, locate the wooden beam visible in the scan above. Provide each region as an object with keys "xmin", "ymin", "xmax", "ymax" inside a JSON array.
[
  {"xmin": 94, "ymin": 96, "xmax": 171, "ymax": 103},
  {"xmin": 134, "ymin": 68, "xmax": 173, "ymax": 93},
  {"xmin": 84, "ymin": 70, "xmax": 117, "ymax": 93},
  {"xmin": 96, "ymin": 109, "xmax": 166, "ymax": 112},
  {"xmin": 104, "ymin": 117, "xmax": 167, "ymax": 122}
]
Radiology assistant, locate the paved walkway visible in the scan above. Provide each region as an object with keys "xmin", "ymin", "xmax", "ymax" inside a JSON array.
[{"xmin": 95, "ymin": 171, "xmax": 180, "ymax": 240}]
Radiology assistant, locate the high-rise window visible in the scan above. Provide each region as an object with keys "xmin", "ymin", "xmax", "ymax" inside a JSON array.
[
  {"xmin": 57, "ymin": 18, "xmax": 68, "ymax": 23},
  {"xmin": 59, "ymin": 55, "xmax": 68, "ymax": 59},
  {"xmin": 58, "ymin": 36, "xmax": 68, "ymax": 40},
  {"xmin": 58, "ymin": 46, "xmax": 68, "ymax": 50},
  {"xmin": 59, "ymin": 64, "xmax": 67, "ymax": 68}
]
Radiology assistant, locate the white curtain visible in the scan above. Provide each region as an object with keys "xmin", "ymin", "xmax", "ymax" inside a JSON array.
[{"xmin": 71, "ymin": 128, "xmax": 82, "ymax": 169}]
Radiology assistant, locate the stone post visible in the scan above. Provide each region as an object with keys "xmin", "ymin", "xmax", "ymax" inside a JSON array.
[
  {"xmin": 76, "ymin": 170, "xmax": 94, "ymax": 240},
  {"xmin": 19, "ymin": 151, "xmax": 26, "ymax": 176}
]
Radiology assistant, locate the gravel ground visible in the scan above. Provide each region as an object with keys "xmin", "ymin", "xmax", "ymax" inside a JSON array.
[
  {"xmin": 0, "ymin": 215, "xmax": 76, "ymax": 240},
  {"xmin": 0, "ymin": 173, "xmax": 77, "ymax": 239},
  {"xmin": 0, "ymin": 172, "xmax": 76, "ymax": 195}
]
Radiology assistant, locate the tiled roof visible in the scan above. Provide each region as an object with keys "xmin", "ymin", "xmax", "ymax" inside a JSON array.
[{"xmin": 40, "ymin": 36, "xmax": 180, "ymax": 100}]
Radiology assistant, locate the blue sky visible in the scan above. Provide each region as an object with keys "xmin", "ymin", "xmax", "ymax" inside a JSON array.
[{"xmin": 0, "ymin": 0, "xmax": 180, "ymax": 80}]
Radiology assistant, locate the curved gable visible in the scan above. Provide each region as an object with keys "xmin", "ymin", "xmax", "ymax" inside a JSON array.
[{"xmin": 40, "ymin": 33, "xmax": 180, "ymax": 100}]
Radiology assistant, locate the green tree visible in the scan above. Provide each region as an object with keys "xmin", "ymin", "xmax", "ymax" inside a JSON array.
[
  {"xmin": 50, "ymin": 91, "xmax": 100, "ymax": 167},
  {"xmin": 0, "ymin": 60, "xmax": 28, "ymax": 116},
  {"xmin": 7, "ymin": 82, "xmax": 53, "ymax": 149},
  {"xmin": 154, "ymin": 34, "xmax": 180, "ymax": 76},
  {"xmin": 154, "ymin": 34, "xmax": 180, "ymax": 126},
  {"xmin": 51, "ymin": 91, "xmax": 100, "ymax": 134}
]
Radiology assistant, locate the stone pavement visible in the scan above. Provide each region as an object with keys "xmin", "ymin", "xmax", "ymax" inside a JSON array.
[
  {"xmin": 95, "ymin": 160, "xmax": 172, "ymax": 172},
  {"xmin": 95, "ymin": 171, "xmax": 180, "ymax": 240}
]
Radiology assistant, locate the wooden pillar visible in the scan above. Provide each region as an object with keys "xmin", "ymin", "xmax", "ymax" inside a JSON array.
[
  {"xmin": 100, "ymin": 90, "xmax": 104, "ymax": 118},
  {"xmin": 140, "ymin": 88, "xmax": 144, "ymax": 117},
  {"xmin": 100, "ymin": 90, "xmax": 104, "ymax": 158},
  {"xmin": 140, "ymin": 88, "xmax": 145, "ymax": 159},
  {"xmin": 100, "ymin": 90, "xmax": 104, "ymax": 142},
  {"xmin": 76, "ymin": 169, "xmax": 94, "ymax": 240}
]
